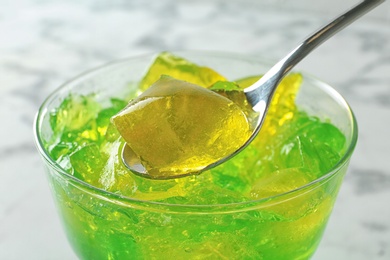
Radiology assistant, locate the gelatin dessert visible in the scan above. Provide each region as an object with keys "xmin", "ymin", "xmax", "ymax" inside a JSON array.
[{"xmin": 35, "ymin": 52, "xmax": 357, "ymax": 260}]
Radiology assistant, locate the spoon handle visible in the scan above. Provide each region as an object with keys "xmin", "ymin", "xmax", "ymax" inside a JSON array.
[{"xmin": 245, "ymin": 0, "xmax": 385, "ymax": 112}]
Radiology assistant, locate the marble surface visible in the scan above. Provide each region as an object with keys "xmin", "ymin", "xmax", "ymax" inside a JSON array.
[{"xmin": 1, "ymin": 0, "xmax": 389, "ymax": 259}]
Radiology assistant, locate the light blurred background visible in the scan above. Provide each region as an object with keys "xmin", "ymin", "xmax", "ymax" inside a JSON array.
[{"xmin": 1, "ymin": 0, "xmax": 389, "ymax": 259}]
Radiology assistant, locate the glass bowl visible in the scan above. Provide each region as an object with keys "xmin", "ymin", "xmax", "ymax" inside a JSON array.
[{"xmin": 34, "ymin": 51, "xmax": 358, "ymax": 260}]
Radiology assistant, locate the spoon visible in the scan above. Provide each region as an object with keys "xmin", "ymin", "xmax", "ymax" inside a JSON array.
[{"xmin": 122, "ymin": 0, "xmax": 385, "ymax": 179}]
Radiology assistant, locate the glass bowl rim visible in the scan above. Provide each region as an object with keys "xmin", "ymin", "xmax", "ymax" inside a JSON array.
[{"xmin": 34, "ymin": 50, "xmax": 358, "ymax": 212}]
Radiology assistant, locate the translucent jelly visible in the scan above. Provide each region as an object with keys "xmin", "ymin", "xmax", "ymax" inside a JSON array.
[
  {"xmin": 112, "ymin": 76, "xmax": 251, "ymax": 178},
  {"xmin": 139, "ymin": 52, "xmax": 227, "ymax": 91},
  {"xmin": 43, "ymin": 53, "xmax": 349, "ymax": 260},
  {"xmin": 46, "ymin": 53, "xmax": 346, "ymax": 202}
]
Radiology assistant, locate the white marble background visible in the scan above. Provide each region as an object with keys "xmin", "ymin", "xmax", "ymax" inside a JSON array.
[{"xmin": 0, "ymin": 0, "xmax": 389, "ymax": 259}]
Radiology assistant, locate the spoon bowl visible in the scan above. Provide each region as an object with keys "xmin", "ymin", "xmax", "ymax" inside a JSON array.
[{"xmin": 122, "ymin": 0, "xmax": 384, "ymax": 179}]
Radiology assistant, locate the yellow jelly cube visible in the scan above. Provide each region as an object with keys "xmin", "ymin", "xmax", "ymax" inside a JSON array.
[
  {"xmin": 112, "ymin": 76, "xmax": 251, "ymax": 178},
  {"xmin": 236, "ymin": 73, "xmax": 303, "ymax": 135},
  {"xmin": 139, "ymin": 52, "xmax": 227, "ymax": 91}
]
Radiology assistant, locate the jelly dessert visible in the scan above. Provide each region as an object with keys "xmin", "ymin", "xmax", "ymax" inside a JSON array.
[{"xmin": 42, "ymin": 52, "xmax": 349, "ymax": 260}]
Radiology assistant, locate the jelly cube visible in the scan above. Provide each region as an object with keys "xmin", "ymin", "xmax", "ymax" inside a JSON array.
[
  {"xmin": 139, "ymin": 52, "xmax": 227, "ymax": 91},
  {"xmin": 112, "ymin": 76, "xmax": 251, "ymax": 178}
]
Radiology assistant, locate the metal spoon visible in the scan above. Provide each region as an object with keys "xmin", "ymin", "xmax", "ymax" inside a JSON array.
[{"xmin": 122, "ymin": 0, "xmax": 385, "ymax": 179}]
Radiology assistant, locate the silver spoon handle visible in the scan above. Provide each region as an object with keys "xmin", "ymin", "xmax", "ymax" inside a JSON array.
[{"xmin": 245, "ymin": 0, "xmax": 385, "ymax": 110}]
